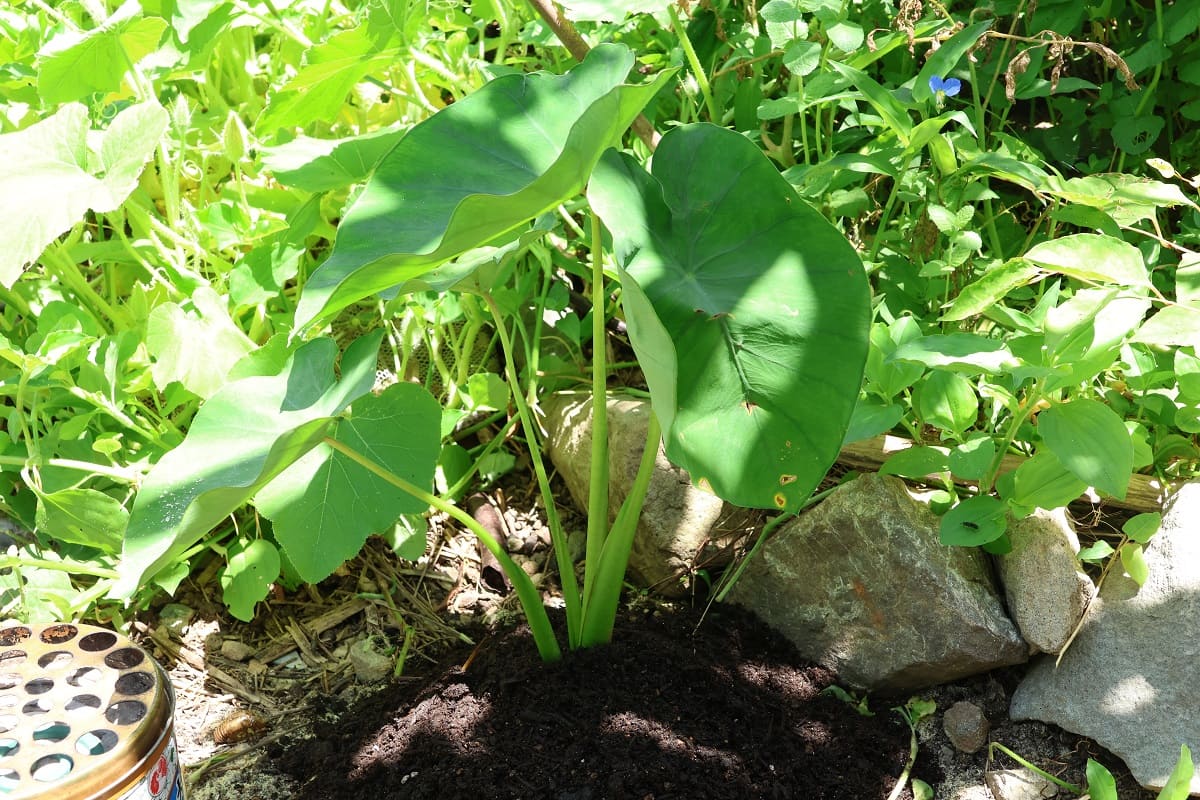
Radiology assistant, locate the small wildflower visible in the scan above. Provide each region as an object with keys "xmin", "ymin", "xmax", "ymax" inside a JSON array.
[{"xmin": 929, "ymin": 75, "xmax": 962, "ymax": 97}]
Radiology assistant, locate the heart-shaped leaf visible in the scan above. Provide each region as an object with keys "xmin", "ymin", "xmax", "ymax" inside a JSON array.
[
  {"xmin": 294, "ymin": 43, "xmax": 675, "ymax": 329},
  {"xmin": 36, "ymin": 0, "xmax": 167, "ymax": 104},
  {"xmin": 589, "ymin": 123, "xmax": 870, "ymax": 510},
  {"xmin": 0, "ymin": 101, "xmax": 167, "ymax": 287},
  {"xmin": 256, "ymin": 382, "xmax": 441, "ymax": 583},
  {"xmin": 112, "ymin": 333, "xmax": 383, "ymax": 598},
  {"xmin": 220, "ymin": 538, "xmax": 281, "ymax": 622}
]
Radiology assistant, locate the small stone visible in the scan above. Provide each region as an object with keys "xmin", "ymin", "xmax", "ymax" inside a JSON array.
[
  {"xmin": 985, "ymin": 768, "xmax": 1059, "ymax": 799},
  {"xmin": 950, "ymin": 788, "xmax": 993, "ymax": 800},
  {"xmin": 450, "ymin": 589, "xmax": 479, "ymax": 614},
  {"xmin": 513, "ymin": 554, "xmax": 539, "ymax": 576},
  {"xmin": 158, "ymin": 603, "xmax": 194, "ymax": 637},
  {"xmin": 943, "ymin": 701, "xmax": 989, "ymax": 754},
  {"xmin": 505, "ymin": 536, "xmax": 524, "ymax": 553},
  {"xmin": 349, "ymin": 638, "xmax": 393, "ymax": 684},
  {"xmin": 219, "ymin": 639, "xmax": 255, "ymax": 662},
  {"xmin": 535, "ymin": 526, "xmax": 551, "ymax": 548},
  {"xmin": 567, "ymin": 529, "xmax": 586, "ymax": 562}
]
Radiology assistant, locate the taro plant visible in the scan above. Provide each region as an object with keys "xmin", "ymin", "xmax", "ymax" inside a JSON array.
[{"xmin": 111, "ymin": 42, "xmax": 871, "ymax": 659}]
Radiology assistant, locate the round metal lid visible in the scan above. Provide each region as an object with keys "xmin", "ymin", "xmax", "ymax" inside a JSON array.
[{"xmin": 0, "ymin": 622, "xmax": 173, "ymax": 800}]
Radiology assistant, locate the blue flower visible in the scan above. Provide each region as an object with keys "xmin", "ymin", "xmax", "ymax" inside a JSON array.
[{"xmin": 929, "ymin": 75, "xmax": 962, "ymax": 97}]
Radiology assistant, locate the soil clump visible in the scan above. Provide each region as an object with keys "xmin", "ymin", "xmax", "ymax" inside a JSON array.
[{"xmin": 268, "ymin": 604, "xmax": 919, "ymax": 799}]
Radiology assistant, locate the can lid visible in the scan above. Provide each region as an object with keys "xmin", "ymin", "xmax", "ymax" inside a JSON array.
[{"xmin": 0, "ymin": 622, "xmax": 173, "ymax": 800}]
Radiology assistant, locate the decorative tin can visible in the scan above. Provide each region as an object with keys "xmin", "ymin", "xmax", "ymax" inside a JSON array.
[{"xmin": 0, "ymin": 622, "xmax": 185, "ymax": 799}]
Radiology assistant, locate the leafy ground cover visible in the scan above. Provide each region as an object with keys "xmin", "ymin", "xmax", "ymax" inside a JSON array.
[{"xmin": 6, "ymin": 0, "xmax": 1200, "ymax": 794}]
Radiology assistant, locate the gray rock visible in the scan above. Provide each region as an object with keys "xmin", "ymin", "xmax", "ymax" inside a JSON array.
[
  {"xmin": 158, "ymin": 603, "xmax": 194, "ymax": 636},
  {"xmin": 1011, "ymin": 480, "xmax": 1200, "ymax": 795},
  {"xmin": 943, "ymin": 701, "xmax": 990, "ymax": 754},
  {"xmin": 543, "ymin": 394, "xmax": 753, "ymax": 595},
  {"xmin": 728, "ymin": 473, "xmax": 1027, "ymax": 690},
  {"xmin": 985, "ymin": 768, "xmax": 1059, "ymax": 800},
  {"xmin": 219, "ymin": 638, "xmax": 256, "ymax": 662},
  {"xmin": 349, "ymin": 637, "xmax": 393, "ymax": 684},
  {"xmin": 996, "ymin": 509, "xmax": 1095, "ymax": 654},
  {"xmin": 950, "ymin": 788, "xmax": 994, "ymax": 800}
]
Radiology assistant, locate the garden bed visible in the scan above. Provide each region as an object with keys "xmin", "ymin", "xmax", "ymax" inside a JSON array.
[{"xmin": 170, "ymin": 575, "xmax": 1156, "ymax": 800}]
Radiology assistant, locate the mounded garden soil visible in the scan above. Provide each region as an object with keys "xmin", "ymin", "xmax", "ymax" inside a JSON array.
[{"xmin": 268, "ymin": 603, "xmax": 924, "ymax": 799}]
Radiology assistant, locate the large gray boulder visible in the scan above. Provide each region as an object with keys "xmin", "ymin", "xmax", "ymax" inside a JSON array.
[
  {"xmin": 1011, "ymin": 481, "xmax": 1200, "ymax": 795},
  {"xmin": 728, "ymin": 473, "xmax": 1027, "ymax": 690},
  {"xmin": 542, "ymin": 394, "xmax": 751, "ymax": 595},
  {"xmin": 996, "ymin": 509, "xmax": 1095, "ymax": 655}
]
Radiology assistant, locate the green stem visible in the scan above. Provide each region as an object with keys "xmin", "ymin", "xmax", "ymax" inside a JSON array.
[
  {"xmin": 583, "ymin": 213, "xmax": 610, "ymax": 614},
  {"xmin": 886, "ymin": 708, "xmax": 921, "ymax": 800},
  {"xmin": 444, "ymin": 414, "xmax": 520, "ymax": 499},
  {"xmin": 66, "ymin": 387, "xmax": 170, "ymax": 449},
  {"xmin": 0, "ymin": 284, "xmax": 32, "ymax": 321},
  {"xmin": 980, "ymin": 381, "xmax": 1044, "ymax": 493},
  {"xmin": 0, "ymin": 554, "xmax": 118, "ymax": 580},
  {"xmin": 451, "ymin": 409, "xmax": 508, "ymax": 442},
  {"xmin": 979, "ymin": 0, "xmax": 1026, "ymax": 122},
  {"xmin": 987, "ymin": 743, "xmax": 1082, "ymax": 794},
  {"xmin": 323, "ymin": 435, "xmax": 562, "ymax": 662},
  {"xmin": 796, "ymin": 75, "xmax": 810, "ymax": 165},
  {"xmin": 668, "ymin": 4, "xmax": 720, "ymax": 123},
  {"xmin": 0, "ymin": 455, "xmax": 141, "ymax": 483},
  {"xmin": 578, "ymin": 409, "xmax": 661, "ymax": 648},
  {"xmin": 42, "ymin": 245, "xmax": 120, "ymax": 330},
  {"xmin": 484, "ymin": 293, "xmax": 584, "ymax": 648},
  {"xmin": 980, "ymin": 197, "xmax": 1005, "ymax": 259},
  {"xmin": 868, "ymin": 178, "xmax": 904, "ymax": 263}
]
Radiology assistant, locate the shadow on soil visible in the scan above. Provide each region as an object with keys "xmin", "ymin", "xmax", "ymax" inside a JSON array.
[{"xmin": 270, "ymin": 604, "xmax": 922, "ymax": 800}]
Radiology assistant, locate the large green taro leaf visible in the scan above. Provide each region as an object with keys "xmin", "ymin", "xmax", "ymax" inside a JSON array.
[
  {"xmin": 111, "ymin": 333, "xmax": 382, "ymax": 598},
  {"xmin": 589, "ymin": 124, "xmax": 870, "ymax": 510},
  {"xmin": 293, "ymin": 43, "xmax": 675, "ymax": 330}
]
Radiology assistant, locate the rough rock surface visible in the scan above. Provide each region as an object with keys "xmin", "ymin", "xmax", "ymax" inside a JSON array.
[
  {"xmin": 1011, "ymin": 481, "xmax": 1200, "ymax": 795},
  {"xmin": 349, "ymin": 636, "xmax": 393, "ymax": 684},
  {"xmin": 996, "ymin": 509, "xmax": 1095, "ymax": 654},
  {"xmin": 543, "ymin": 394, "xmax": 753, "ymax": 594},
  {"xmin": 729, "ymin": 473, "xmax": 1027, "ymax": 690},
  {"xmin": 985, "ymin": 768, "xmax": 1059, "ymax": 799},
  {"xmin": 943, "ymin": 701, "xmax": 990, "ymax": 754}
]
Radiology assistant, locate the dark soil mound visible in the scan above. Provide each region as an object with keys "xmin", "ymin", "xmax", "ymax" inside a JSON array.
[{"xmin": 271, "ymin": 604, "xmax": 923, "ymax": 799}]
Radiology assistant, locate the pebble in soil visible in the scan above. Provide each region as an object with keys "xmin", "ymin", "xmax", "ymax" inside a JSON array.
[{"xmin": 267, "ymin": 604, "xmax": 921, "ymax": 800}]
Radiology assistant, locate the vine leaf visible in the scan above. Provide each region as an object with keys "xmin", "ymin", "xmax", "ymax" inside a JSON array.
[
  {"xmin": 111, "ymin": 333, "xmax": 383, "ymax": 598},
  {"xmin": 256, "ymin": 383, "xmax": 441, "ymax": 583},
  {"xmin": 0, "ymin": 102, "xmax": 167, "ymax": 287}
]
